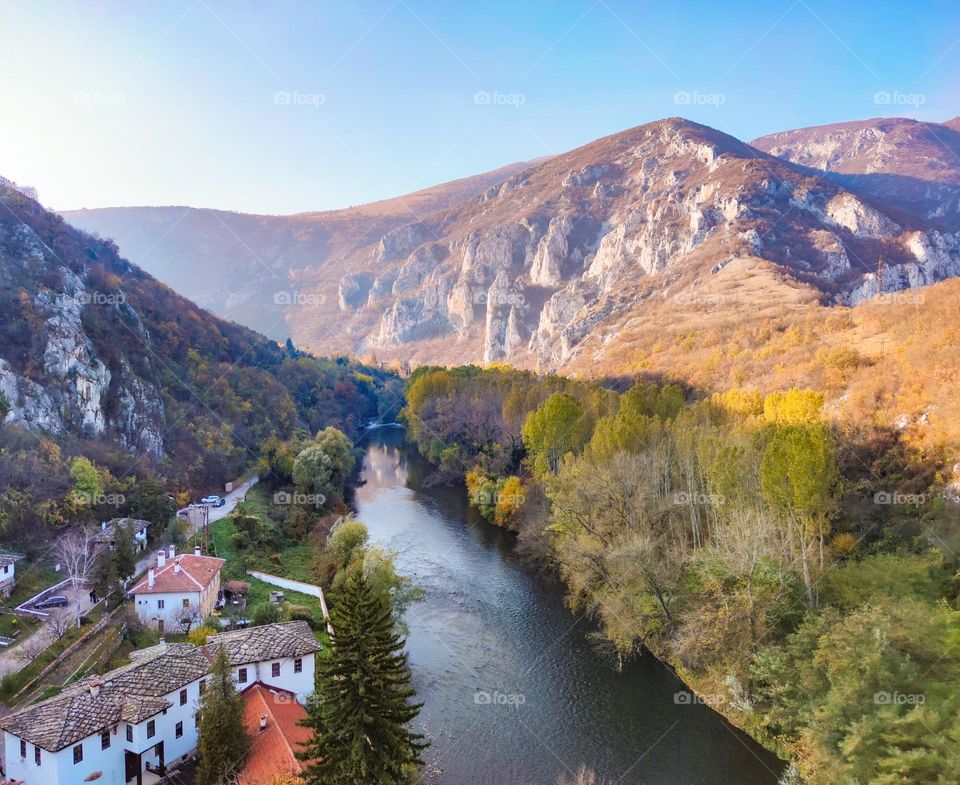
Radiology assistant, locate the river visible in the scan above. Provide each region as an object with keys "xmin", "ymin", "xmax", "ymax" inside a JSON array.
[{"xmin": 353, "ymin": 429, "xmax": 783, "ymax": 785}]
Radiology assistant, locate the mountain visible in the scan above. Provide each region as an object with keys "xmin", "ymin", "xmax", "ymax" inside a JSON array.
[
  {"xmin": 0, "ymin": 176, "xmax": 392, "ymax": 499},
  {"xmin": 60, "ymin": 160, "xmax": 540, "ymax": 340},
  {"xmin": 752, "ymin": 116, "xmax": 960, "ymax": 228},
  {"xmin": 60, "ymin": 117, "xmax": 960, "ymax": 378}
]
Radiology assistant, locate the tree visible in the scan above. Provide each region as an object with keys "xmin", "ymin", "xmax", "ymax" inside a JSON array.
[
  {"xmin": 196, "ymin": 646, "xmax": 248, "ymax": 785},
  {"xmin": 522, "ymin": 393, "xmax": 589, "ymax": 475},
  {"xmin": 293, "ymin": 427, "xmax": 356, "ymax": 509},
  {"xmin": 300, "ymin": 572, "xmax": 426, "ymax": 785},
  {"xmin": 250, "ymin": 602, "xmax": 286, "ymax": 627},
  {"xmin": 69, "ymin": 457, "xmax": 103, "ymax": 510},
  {"xmin": 55, "ymin": 529, "xmax": 96, "ymax": 624},
  {"xmin": 128, "ymin": 478, "xmax": 176, "ymax": 533},
  {"xmin": 760, "ymin": 424, "xmax": 840, "ymax": 608}
]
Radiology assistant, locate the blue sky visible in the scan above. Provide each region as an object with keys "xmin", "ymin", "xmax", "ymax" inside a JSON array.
[{"xmin": 0, "ymin": 0, "xmax": 957, "ymax": 214}]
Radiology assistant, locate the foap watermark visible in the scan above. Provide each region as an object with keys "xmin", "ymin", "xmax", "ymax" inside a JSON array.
[
  {"xmin": 473, "ymin": 90, "xmax": 525, "ymax": 108},
  {"xmin": 474, "ymin": 290, "xmax": 525, "ymax": 307},
  {"xmin": 77, "ymin": 291, "xmax": 125, "ymax": 306},
  {"xmin": 469, "ymin": 487, "xmax": 525, "ymax": 509},
  {"xmin": 274, "ymin": 90, "xmax": 325, "ymax": 108},
  {"xmin": 877, "ymin": 291, "xmax": 925, "ymax": 306},
  {"xmin": 673, "ymin": 90, "xmax": 725, "ymax": 108},
  {"xmin": 274, "ymin": 290, "xmax": 326, "ymax": 307},
  {"xmin": 874, "ymin": 691, "xmax": 925, "ymax": 706},
  {"xmin": 674, "ymin": 690, "xmax": 726, "ymax": 706},
  {"xmin": 473, "ymin": 690, "xmax": 525, "ymax": 707},
  {"xmin": 78, "ymin": 491, "xmax": 126, "ymax": 507},
  {"xmin": 674, "ymin": 491, "xmax": 724, "ymax": 506},
  {"xmin": 74, "ymin": 90, "xmax": 126, "ymax": 108},
  {"xmin": 873, "ymin": 90, "xmax": 926, "ymax": 108},
  {"xmin": 671, "ymin": 291, "xmax": 739, "ymax": 307},
  {"xmin": 273, "ymin": 491, "xmax": 326, "ymax": 508},
  {"xmin": 874, "ymin": 491, "xmax": 925, "ymax": 507}
]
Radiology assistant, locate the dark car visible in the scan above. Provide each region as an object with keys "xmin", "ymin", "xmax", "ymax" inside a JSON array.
[{"xmin": 35, "ymin": 595, "xmax": 69, "ymax": 610}]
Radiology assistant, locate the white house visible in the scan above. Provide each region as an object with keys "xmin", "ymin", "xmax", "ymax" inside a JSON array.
[
  {"xmin": 205, "ymin": 621, "xmax": 320, "ymax": 704},
  {"xmin": 0, "ymin": 552, "xmax": 22, "ymax": 598},
  {"xmin": 0, "ymin": 621, "xmax": 321, "ymax": 785},
  {"xmin": 128, "ymin": 548, "xmax": 225, "ymax": 633},
  {"xmin": 92, "ymin": 519, "xmax": 150, "ymax": 554}
]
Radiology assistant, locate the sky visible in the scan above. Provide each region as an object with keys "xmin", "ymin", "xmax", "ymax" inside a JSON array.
[{"xmin": 0, "ymin": 0, "xmax": 957, "ymax": 215}]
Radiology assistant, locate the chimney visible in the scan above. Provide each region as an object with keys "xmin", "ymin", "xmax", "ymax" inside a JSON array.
[
  {"xmin": 158, "ymin": 637, "xmax": 166, "ymax": 652},
  {"xmin": 194, "ymin": 545, "xmax": 201, "ymax": 557},
  {"xmin": 89, "ymin": 680, "xmax": 101, "ymax": 698},
  {"xmin": 259, "ymin": 714, "xmax": 268, "ymax": 732},
  {"xmin": 157, "ymin": 550, "xmax": 166, "ymax": 569},
  {"xmin": 101, "ymin": 521, "xmax": 108, "ymax": 530},
  {"xmin": 173, "ymin": 560, "xmax": 181, "ymax": 574},
  {"xmin": 147, "ymin": 568, "xmax": 154, "ymax": 589},
  {"xmin": 168, "ymin": 544, "xmax": 176, "ymax": 559}
]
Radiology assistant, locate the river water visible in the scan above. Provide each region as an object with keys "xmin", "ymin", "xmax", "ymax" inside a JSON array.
[{"xmin": 353, "ymin": 429, "xmax": 783, "ymax": 785}]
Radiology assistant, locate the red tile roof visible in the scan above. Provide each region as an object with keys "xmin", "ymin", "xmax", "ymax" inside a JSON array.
[
  {"xmin": 238, "ymin": 683, "xmax": 313, "ymax": 785},
  {"xmin": 129, "ymin": 554, "xmax": 225, "ymax": 595}
]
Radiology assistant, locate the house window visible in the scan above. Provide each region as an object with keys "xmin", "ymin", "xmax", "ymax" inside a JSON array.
[
  {"xmin": 147, "ymin": 720, "xmax": 155, "ymax": 738},
  {"xmin": 19, "ymin": 739, "xmax": 25, "ymax": 758},
  {"xmin": 73, "ymin": 744, "xmax": 83, "ymax": 764},
  {"xmin": 157, "ymin": 599, "xmax": 165, "ymax": 609},
  {"xmin": 3, "ymin": 565, "xmax": 8, "ymax": 574},
  {"xmin": 272, "ymin": 662, "xmax": 280, "ymax": 678},
  {"xmin": 294, "ymin": 658, "xmax": 303, "ymax": 673},
  {"xmin": 180, "ymin": 688, "xmax": 188, "ymax": 705},
  {"xmin": 101, "ymin": 729, "xmax": 110, "ymax": 750},
  {"xmin": 126, "ymin": 724, "xmax": 133, "ymax": 742},
  {"xmin": 238, "ymin": 667, "xmax": 248, "ymax": 683},
  {"xmin": 183, "ymin": 598, "xmax": 190, "ymax": 608},
  {"xmin": 34, "ymin": 746, "xmax": 41, "ymax": 766},
  {"xmin": 158, "ymin": 620, "xmax": 164, "ymax": 633},
  {"xmin": 175, "ymin": 721, "xmax": 183, "ymax": 739}
]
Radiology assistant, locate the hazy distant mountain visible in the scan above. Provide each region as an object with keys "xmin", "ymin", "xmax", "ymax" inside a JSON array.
[
  {"xmin": 61, "ymin": 116, "xmax": 960, "ymax": 375},
  {"xmin": 752, "ymin": 116, "xmax": 960, "ymax": 228},
  {"xmin": 60, "ymin": 160, "xmax": 541, "ymax": 340}
]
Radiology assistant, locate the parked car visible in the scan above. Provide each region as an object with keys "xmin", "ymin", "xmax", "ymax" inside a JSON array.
[
  {"xmin": 35, "ymin": 595, "xmax": 68, "ymax": 610},
  {"xmin": 199, "ymin": 495, "xmax": 226, "ymax": 507}
]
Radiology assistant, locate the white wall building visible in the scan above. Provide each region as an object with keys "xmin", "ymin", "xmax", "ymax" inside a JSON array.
[
  {"xmin": 0, "ymin": 552, "xmax": 22, "ymax": 598},
  {"xmin": 129, "ymin": 548, "xmax": 225, "ymax": 633},
  {"xmin": 0, "ymin": 621, "xmax": 320, "ymax": 785}
]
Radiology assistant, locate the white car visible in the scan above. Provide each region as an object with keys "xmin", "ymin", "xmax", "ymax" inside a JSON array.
[{"xmin": 199, "ymin": 495, "xmax": 226, "ymax": 507}]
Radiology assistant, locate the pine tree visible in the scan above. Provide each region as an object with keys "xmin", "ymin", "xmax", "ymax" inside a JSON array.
[
  {"xmin": 300, "ymin": 571, "xmax": 426, "ymax": 785},
  {"xmin": 196, "ymin": 646, "xmax": 248, "ymax": 785}
]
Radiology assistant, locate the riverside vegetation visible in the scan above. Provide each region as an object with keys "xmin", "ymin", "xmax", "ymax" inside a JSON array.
[{"xmin": 402, "ymin": 365, "xmax": 960, "ymax": 785}]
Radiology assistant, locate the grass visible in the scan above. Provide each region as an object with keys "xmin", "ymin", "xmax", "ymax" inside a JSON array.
[{"xmin": 199, "ymin": 487, "xmax": 329, "ymax": 629}]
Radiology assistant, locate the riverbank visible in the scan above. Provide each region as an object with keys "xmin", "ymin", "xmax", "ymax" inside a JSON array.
[{"xmin": 355, "ymin": 429, "xmax": 783, "ymax": 785}]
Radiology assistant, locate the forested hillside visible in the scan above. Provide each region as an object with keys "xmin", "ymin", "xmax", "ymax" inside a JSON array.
[
  {"xmin": 0, "ymin": 179, "xmax": 401, "ymax": 552},
  {"xmin": 403, "ymin": 366, "xmax": 960, "ymax": 784}
]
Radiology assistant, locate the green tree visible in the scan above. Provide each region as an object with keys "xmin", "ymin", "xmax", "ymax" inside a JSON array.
[
  {"xmin": 128, "ymin": 478, "xmax": 176, "ymax": 533},
  {"xmin": 196, "ymin": 646, "xmax": 248, "ymax": 785},
  {"xmin": 0, "ymin": 391, "xmax": 9, "ymax": 423},
  {"xmin": 521, "ymin": 393, "xmax": 589, "ymax": 475},
  {"xmin": 69, "ymin": 456, "xmax": 103, "ymax": 509},
  {"xmin": 293, "ymin": 427, "xmax": 356, "ymax": 509},
  {"xmin": 300, "ymin": 572, "xmax": 426, "ymax": 785},
  {"xmin": 760, "ymin": 424, "xmax": 839, "ymax": 608}
]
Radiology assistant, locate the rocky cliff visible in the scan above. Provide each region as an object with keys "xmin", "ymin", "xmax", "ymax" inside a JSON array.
[{"xmin": 60, "ymin": 116, "xmax": 960, "ymax": 374}]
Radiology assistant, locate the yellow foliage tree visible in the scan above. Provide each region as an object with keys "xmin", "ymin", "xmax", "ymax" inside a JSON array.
[{"xmin": 763, "ymin": 388, "xmax": 824, "ymax": 426}]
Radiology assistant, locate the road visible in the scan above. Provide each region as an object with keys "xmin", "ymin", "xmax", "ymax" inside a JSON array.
[
  {"xmin": 0, "ymin": 581, "xmax": 95, "ymax": 676},
  {"xmin": 133, "ymin": 475, "xmax": 259, "ymax": 574},
  {"xmin": 0, "ymin": 478, "xmax": 259, "ymax": 678}
]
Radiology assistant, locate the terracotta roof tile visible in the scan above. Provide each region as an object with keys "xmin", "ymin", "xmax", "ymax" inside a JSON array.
[
  {"xmin": 129, "ymin": 554, "xmax": 225, "ymax": 595},
  {"xmin": 238, "ymin": 683, "xmax": 312, "ymax": 785}
]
